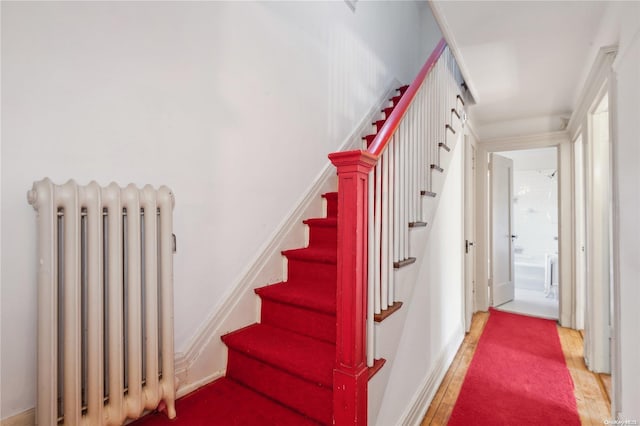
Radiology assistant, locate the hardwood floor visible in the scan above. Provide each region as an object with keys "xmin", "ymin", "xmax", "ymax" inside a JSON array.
[{"xmin": 421, "ymin": 312, "xmax": 611, "ymax": 425}]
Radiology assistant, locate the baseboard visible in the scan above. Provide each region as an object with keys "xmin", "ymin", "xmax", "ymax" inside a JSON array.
[
  {"xmin": 398, "ymin": 323, "xmax": 464, "ymax": 426},
  {"xmin": 0, "ymin": 374, "xmax": 222, "ymax": 426},
  {"xmin": 0, "ymin": 409, "xmax": 35, "ymax": 426},
  {"xmin": 172, "ymin": 78, "xmax": 402, "ymax": 396},
  {"xmin": 176, "ymin": 371, "xmax": 224, "ymax": 399}
]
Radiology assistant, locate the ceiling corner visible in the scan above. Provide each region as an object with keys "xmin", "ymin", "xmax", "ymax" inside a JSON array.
[{"xmin": 428, "ymin": 0, "xmax": 480, "ymax": 104}]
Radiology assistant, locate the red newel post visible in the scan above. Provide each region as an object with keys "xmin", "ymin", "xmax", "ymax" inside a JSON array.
[{"xmin": 328, "ymin": 150, "xmax": 377, "ymax": 426}]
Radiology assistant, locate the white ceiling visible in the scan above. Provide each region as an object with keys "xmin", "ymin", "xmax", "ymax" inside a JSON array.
[{"xmin": 432, "ymin": 1, "xmax": 610, "ymax": 138}]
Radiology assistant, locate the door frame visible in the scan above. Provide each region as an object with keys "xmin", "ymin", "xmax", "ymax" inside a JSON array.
[
  {"xmin": 463, "ymin": 134, "xmax": 477, "ymax": 332},
  {"xmin": 582, "ymin": 86, "xmax": 613, "ymax": 374},
  {"xmin": 566, "ymin": 45, "xmax": 618, "ymax": 414},
  {"xmin": 474, "ymin": 131, "xmax": 573, "ymax": 327}
]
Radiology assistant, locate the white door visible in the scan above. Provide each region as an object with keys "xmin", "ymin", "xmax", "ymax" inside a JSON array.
[{"xmin": 491, "ymin": 153, "xmax": 515, "ymax": 306}]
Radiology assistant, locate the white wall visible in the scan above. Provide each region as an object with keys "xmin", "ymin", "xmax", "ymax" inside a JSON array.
[
  {"xmin": 0, "ymin": 1, "xmax": 441, "ymax": 419},
  {"xmin": 566, "ymin": 1, "xmax": 640, "ymax": 417},
  {"xmin": 610, "ymin": 4, "xmax": 640, "ymax": 419},
  {"xmin": 371, "ymin": 133, "xmax": 465, "ymax": 426}
]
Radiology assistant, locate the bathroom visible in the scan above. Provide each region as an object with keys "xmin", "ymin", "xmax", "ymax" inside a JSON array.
[{"xmin": 498, "ymin": 147, "xmax": 559, "ymax": 319}]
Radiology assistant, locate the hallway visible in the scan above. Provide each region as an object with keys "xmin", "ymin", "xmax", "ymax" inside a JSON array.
[{"xmin": 421, "ymin": 312, "xmax": 610, "ymax": 425}]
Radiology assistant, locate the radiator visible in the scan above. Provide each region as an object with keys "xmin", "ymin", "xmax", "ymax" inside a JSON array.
[{"xmin": 28, "ymin": 178, "xmax": 177, "ymax": 425}]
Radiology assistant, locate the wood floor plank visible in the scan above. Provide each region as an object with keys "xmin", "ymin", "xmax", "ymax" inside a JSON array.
[
  {"xmin": 600, "ymin": 374, "xmax": 612, "ymax": 403},
  {"xmin": 420, "ymin": 312, "xmax": 610, "ymax": 425},
  {"xmin": 560, "ymin": 326, "xmax": 611, "ymax": 424}
]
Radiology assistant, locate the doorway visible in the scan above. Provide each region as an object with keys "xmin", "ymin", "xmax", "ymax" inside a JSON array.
[{"xmin": 491, "ymin": 147, "xmax": 559, "ymax": 320}]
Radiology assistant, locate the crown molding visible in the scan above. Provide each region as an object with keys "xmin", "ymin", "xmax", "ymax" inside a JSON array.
[
  {"xmin": 567, "ymin": 45, "xmax": 618, "ymax": 137},
  {"xmin": 478, "ymin": 130, "xmax": 570, "ymax": 152},
  {"xmin": 428, "ymin": 0, "xmax": 479, "ymax": 104}
]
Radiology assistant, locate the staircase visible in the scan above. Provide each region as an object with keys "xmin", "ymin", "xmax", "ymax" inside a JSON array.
[
  {"xmin": 133, "ymin": 87, "xmax": 411, "ymax": 425},
  {"xmin": 133, "ymin": 38, "xmax": 465, "ymax": 426},
  {"xmin": 221, "ymin": 190, "xmax": 339, "ymax": 425}
]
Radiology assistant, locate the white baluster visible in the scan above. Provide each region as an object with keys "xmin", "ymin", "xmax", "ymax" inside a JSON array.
[
  {"xmin": 418, "ymin": 88, "xmax": 424, "ymax": 209},
  {"xmin": 430, "ymin": 73, "xmax": 435, "ymax": 192},
  {"xmin": 404, "ymin": 117, "xmax": 410, "ymax": 258},
  {"xmin": 393, "ymin": 134, "xmax": 400, "ymax": 263},
  {"xmin": 381, "ymin": 150, "xmax": 389, "ymax": 310},
  {"xmin": 398, "ymin": 121, "xmax": 405, "ymax": 261},
  {"xmin": 388, "ymin": 137, "xmax": 395, "ymax": 305},
  {"xmin": 419, "ymin": 88, "xmax": 425, "ymax": 218},
  {"xmin": 410, "ymin": 103, "xmax": 418, "ymax": 222},
  {"xmin": 374, "ymin": 160, "xmax": 382, "ymax": 314}
]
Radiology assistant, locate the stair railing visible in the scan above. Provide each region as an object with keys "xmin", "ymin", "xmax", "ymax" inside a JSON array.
[{"xmin": 328, "ymin": 38, "xmax": 465, "ymax": 425}]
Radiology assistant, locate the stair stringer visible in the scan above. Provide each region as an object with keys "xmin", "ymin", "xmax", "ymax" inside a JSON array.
[
  {"xmin": 172, "ymin": 79, "xmax": 403, "ymax": 399},
  {"xmin": 368, "ymin": 115, "xmax": 466, "ymax": 426}
]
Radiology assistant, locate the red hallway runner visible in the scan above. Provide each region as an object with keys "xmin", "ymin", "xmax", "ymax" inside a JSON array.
[{"xmin": 448, "ymin": 308, "xmax": 580, "ymax": 425}]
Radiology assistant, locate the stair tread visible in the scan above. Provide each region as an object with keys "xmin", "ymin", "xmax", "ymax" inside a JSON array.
[
  {"xmin": 282, "ymin": 247, "xmax": 337, "ymax": 264},
  {"xmin": 321, "ymin": 192, "xmax": 337, "ymax": 200},
  {"xmin": 303, "ymin": 217, "xmax": 337, "ymax": 228},
  {"xmin": 223, "ymin": 324, "xmax": 334, "ymax": 388},
  {"xmin": 129, "ymin": 377, "xmax": 320, "ymax": 426},
  {"xmin": 256, "ymin": 282, "xmax": 336, "ymax": 314}
]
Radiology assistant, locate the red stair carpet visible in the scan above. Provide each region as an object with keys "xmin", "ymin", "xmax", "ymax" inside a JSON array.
[
  {"xmin": 448, "ymin": 308, "xmax": 580, "ymax": 426},
  {"xmin": 132, "ymin": 85, "xmax": 409, "ymax": 426},
  {"xmin": 132, "ymin": 191, "xmax": 339, "ymax": 426}
]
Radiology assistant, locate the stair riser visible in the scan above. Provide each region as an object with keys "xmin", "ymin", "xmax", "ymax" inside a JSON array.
[
  {"xmin": 260, "ymin": 299, "xmax": 336, "ymax": 343},
  {"xmin": 287, "ymin": 259, "xmax": 336, "ymax": 285},
  {"xmin": 227, "ymin": 350, "xmax": 332, "ymax": 425},
  {"xmin": 324, "ymin": 196, "xmax": 338, "ymax": 218},
  {"xmin": 373, "ymin": 120, "xmax": 386, "ymax": 132},
  {"xmin": 308, "ymin": 226, "xmax": 337, "ymax": 249}
]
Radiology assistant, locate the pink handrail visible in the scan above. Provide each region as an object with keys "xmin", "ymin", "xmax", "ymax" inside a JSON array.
[{"xmin": 367, "ymin": 38, "xmax": 447, "ymax": 157}]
